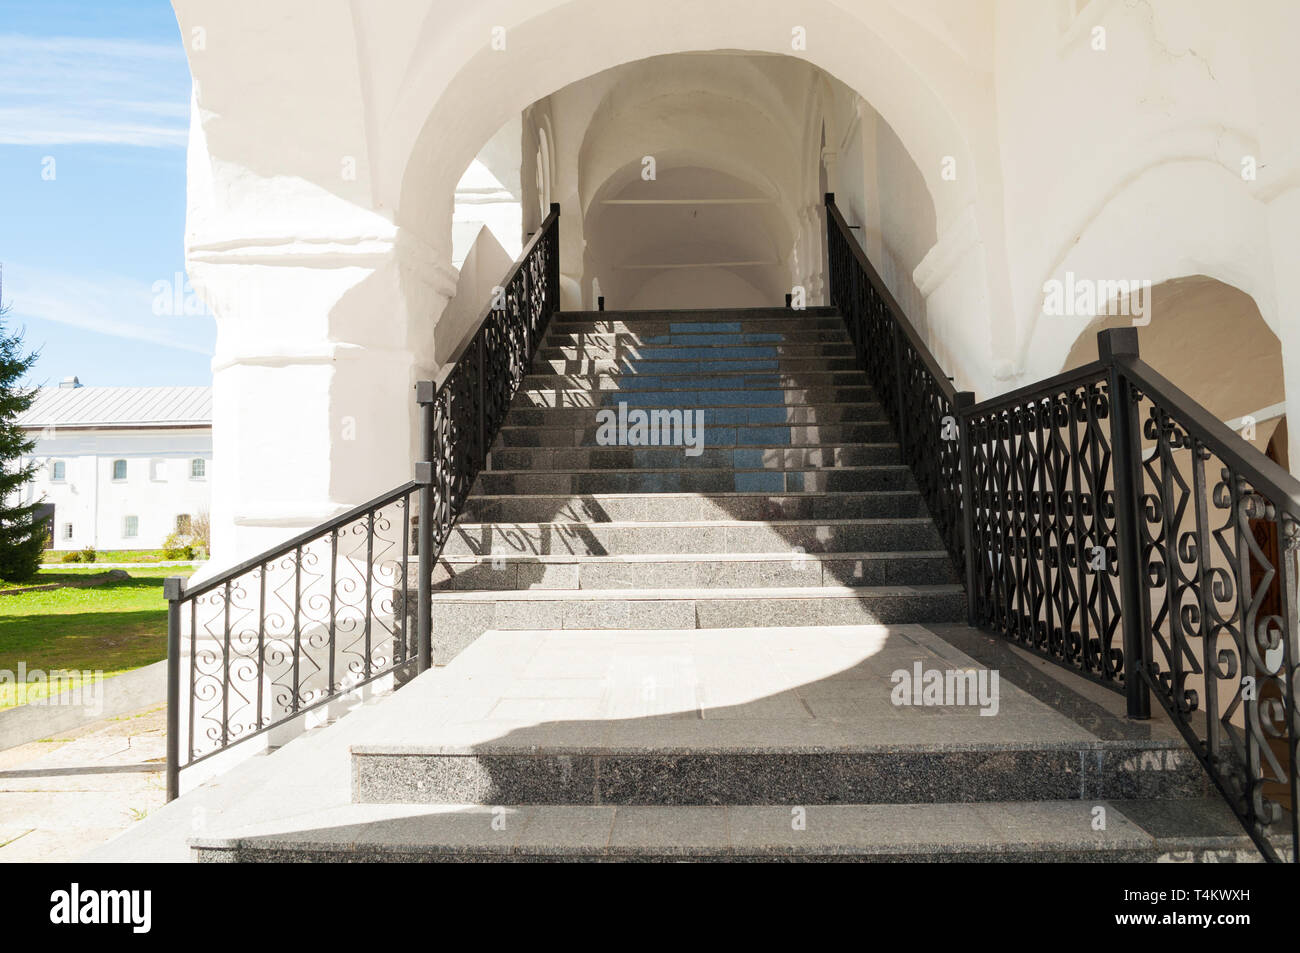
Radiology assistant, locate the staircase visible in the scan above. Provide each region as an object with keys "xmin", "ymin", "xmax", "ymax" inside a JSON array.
[
  {"xmin": 428, "ymin": 306, "xmax": 966, "ymax": 661},
  {"xmin": 184, "ymin": 307, "xmax": 1265, "ymax": 862}
]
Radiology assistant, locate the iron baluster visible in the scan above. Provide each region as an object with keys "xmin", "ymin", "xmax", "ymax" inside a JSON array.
[{"xmin": 164, "ymin": 578, "xmax": 183, "ymax": 802}]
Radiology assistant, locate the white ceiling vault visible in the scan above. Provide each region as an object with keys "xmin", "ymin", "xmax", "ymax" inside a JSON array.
[{"xmin": 525, "ymin": 53, "xmax": 839, "ymax": 309}]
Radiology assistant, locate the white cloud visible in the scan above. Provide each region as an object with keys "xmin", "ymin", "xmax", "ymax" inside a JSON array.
[
  {"xmin": 0, "ymin": 34, "xmax": 189, "ymax": 147},
  {"xmin": 2, "ymin": 261, "xmax": 213, "ymax": 355}
]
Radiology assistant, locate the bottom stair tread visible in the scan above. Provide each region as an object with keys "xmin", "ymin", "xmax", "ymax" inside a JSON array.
[
  {"xmin": 191, "ymin": 798, "xmax": 1263, "ymax": 862},
  {"xmin": 431, "ymin": 584, "xmax": 965, "ymax": 601}
]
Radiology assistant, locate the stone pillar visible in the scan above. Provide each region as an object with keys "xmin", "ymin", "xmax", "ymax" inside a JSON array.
[
  {"xmin": 796, "ymin": 204, "xmax": 825, "ymax": 304},
  {"xmin": 192, "ymin": 231, "xmax": 456, "ymax": 566}
]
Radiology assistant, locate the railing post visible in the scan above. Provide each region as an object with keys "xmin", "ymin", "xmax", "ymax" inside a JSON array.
[
  {"xmin": 1099, "ymin": 327, "xmax": 1151, "ymax": 719},
  {"xmin": 548, "ymin": 204, "xmax": 561, "ymax": 312},
  {"xmin": 416, "ymin": 381, "xmax": 436, "ymax": 673},
  {"xmin": 891, "ymin": 323, "xmax": 909, "ymax": 462},
  {"xmin": 823, "ymin": 192, "xmax": 833, "ymax": 293},
  {"xmin": 476, "ymin": 332, "xmax": 488, "ymax": 473},
  {"xmin": 163, "ymin": 576, "xmax": 184, "ymax": 801},
  {"xmin": 953, "ymin": 392, "xmax": 979, "ymax": 626}
]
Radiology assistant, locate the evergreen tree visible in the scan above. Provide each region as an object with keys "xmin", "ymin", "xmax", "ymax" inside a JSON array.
[{"xmin": 0, "ymin": 272, "xmax": 44, "ymax": 581}]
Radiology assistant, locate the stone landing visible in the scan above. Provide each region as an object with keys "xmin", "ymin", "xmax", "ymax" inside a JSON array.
[{"xmin": 85, "ymin": 623, "xmax": 1262, "ymax": 862}]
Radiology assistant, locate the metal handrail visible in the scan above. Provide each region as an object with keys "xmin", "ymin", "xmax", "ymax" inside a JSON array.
[
  {"xmin": 1119, "ymin": 355, "xmax": 1300, "ymax": 516},
  {"xmin": 958, "ymin": 360, "xmax": 1109, "ymax": 419},
  {"xmin": 825, "ymin": 193, "xmax": 969, "ymax": 575},
  {"xmin": 825, "ymin": 195, "xmax": 957, "ymax": 404},
  {"xmin": 435, "ymin": 205, "xmax": 561, "ymax": 392},
  {"xmin": 179, "ymin": 481, "xmax": 420, "ymax": 602}
]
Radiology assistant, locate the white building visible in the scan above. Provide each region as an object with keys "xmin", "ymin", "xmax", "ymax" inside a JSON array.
[{"xmin": 18, "ymin": 381, "xmax": 213, "ymax": 553}]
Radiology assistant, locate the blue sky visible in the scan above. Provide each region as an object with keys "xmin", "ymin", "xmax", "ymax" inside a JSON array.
[{"xmin": 0, "ymin": 0, "xmax": 213, "ymax": 388}]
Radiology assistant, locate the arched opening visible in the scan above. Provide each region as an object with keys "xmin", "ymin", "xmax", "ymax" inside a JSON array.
[
  {"xmin": 435, "ymin": 50, "xmax": 941, "ymax": 320},
  {"xmin": 1063, "ymin": 275, "xmax": 1285, "ymax": 454},
  {"xmin": 586, "ymin": 165, "xmax": 788, "ymax": 309}
]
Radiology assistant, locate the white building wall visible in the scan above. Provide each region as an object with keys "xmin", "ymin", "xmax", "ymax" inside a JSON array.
[{"xmin": 23, "ymin": 429, "xmax": 212, "ymax": 552}]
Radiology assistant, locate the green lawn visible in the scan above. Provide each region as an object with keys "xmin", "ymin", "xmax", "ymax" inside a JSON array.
[
  {"xmin": 0, "ymin": 565, "xmax": 197, "ymax": 709},
  {"xmin": 42, "ymin": 549, "xmax": 200, "ymax": 564},
  {"xmin": 0, "ymin": 567, "xmax": 131, "ymax": 591}
]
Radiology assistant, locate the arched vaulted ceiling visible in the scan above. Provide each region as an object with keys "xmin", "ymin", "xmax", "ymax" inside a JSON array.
[{"xmin": 560, "ymin": 53, "xmax": 817, "ymax": 308}]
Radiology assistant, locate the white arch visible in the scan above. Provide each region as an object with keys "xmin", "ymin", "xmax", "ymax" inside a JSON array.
[
  {"xmin": 388, "ymin": 0, "xmax": 984, "ymax": 257},
  {"xmin": 1019, "ymin": 158, "xmax": 1277, "ymax": 384}
]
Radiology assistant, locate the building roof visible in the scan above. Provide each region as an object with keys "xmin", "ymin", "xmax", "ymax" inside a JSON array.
[{"xmin": 18, "ymin": 386, "xmax": 212, "ymax": 429}]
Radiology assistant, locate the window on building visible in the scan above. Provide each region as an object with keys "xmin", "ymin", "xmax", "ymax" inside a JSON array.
[
  {"xmin": 63, "ymin": 523, "xmax": 73, "ymax": 540},
  {"xmin": 176, "ymin": 514, "xmax": 192, "ymax": 535},
  {"xmin": 123, "ymin": 515, "xmax": 139, "ymax": 538},
  {"xmin": 150, "ymin": 459, "xmax": 167, "ymax": 481},
  {"xmin": 190, "ymin": 458, "xmax": 206, "ymax": 479},
  {"xmin": 51, "ymin": 461, "xmax": 66, "ymax": 482},
  {"xmin": 112, "ymin": 459, "xmax": 128, "ymax": 481}
]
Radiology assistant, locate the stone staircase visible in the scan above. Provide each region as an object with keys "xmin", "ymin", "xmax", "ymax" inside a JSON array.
[
  {"xmin": 429, "ymin": 307, "xmax": 965, "ymax": 661},
  {"xmin": 181, "ymin": 308, "xmax": 1264, "ymax": 862}
]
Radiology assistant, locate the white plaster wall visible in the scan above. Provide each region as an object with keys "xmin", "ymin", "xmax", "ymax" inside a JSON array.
[
  {"xmin": 992, "ymin": 0, "xmax": 1280, "ymax": 386},
  {"xmin": 437, "ymin": 226, "xmax": 515, "ymax": 364},
  {"xmin": 22, "ymin": 429, "xmax": 212, "ymax": 551},
  {"xmin": 826, "ymin": 83, "xmax": 935, "ymax": 337},
  {"xmin": 625, "ymin": 267, "xmax": 771, "ymax": 311}
]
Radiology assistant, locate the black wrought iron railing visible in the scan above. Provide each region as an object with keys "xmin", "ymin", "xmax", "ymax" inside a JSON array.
[
  {"xmin": 825, "ymin": 195, "xmax": 970, "ymax": 577},
  {"xmin": 826, "ymin": 193, "xmax": 1297, "ymax": 862},
  {"xmin": 164, "ymin": 203, "xmax": 561, "ymax": 799}
]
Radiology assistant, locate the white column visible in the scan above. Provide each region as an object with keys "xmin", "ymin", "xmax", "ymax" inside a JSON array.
[{"xmin": 191, "ymin": 232, "xmax": 456, "ymax": 565}]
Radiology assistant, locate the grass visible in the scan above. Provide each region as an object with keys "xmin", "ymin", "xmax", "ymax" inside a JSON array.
[
  {"xmin": 0, "ymin": 567, "xmax": 135, "ymax": 591},
  {"xmin": 0, "ymin": 565, "xmax": 197, "ymax": 710},
  {"xmin": 42, "ymin": 549, "xmax": 200, "ymax": 564}
]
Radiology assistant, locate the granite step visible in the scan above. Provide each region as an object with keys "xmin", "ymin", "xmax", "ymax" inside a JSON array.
[
  {"xmin": 483, "ymin": 444, "xmax": 901, "ymax": 472},
  {"xmin": 428, "ymin": 550, "xmax": 959, "ymax": 591},
  {"xmin": 350, "ymin": 734, "xmax": 1204, "ymax": 807},
  {"xmin": 543, "ymin": 329, "xmax": 854, "ymax": 347},
  {"xmin": 534, "ymin": 356, "xmax": 865, "ymax": 375},
  {"xmin": 536, "ymin": 342, "xmax": 857, "ymax": 362},
  {"xmin": 191, "ymin": 799, "xmax": 1262, "ymax": 863},
  {"xmin": 471, "ymin": 466, "xmax": 916, "ymax": 495},
  {"xmin": 517, "ymin": 385, "xmax": 875, "ymax": 407},
  {"xmin": 427, "ymin": 585, "xmax": 967, "ymax": 659},
  {"xmin": 552, "ymin": 306, "xmax": 836, "ymax": 321},
  {"xmin": 547, "ymin": 316, "xmax": 847, "ymax": 335},
  {"xmin": 458, "ymin": 491, "xmax": 929, "ymax": 523},
  {"xmin": 554, "ymin": 306, "xmax": 838, "ymax": 317},
  {"xmin": 442, "ymin": 517, "xmax": 942, "ymax": 556},
  {"xmin": 504, "ymin": 403, "xmax": 889, "ymax": 427},
  {"xmin": 490, "ymin": 420, "xmax": 896, "ymax": 448},
  {"xmin": 522, "ymin": 370, "xmax": 870, "ymax": 391}
]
